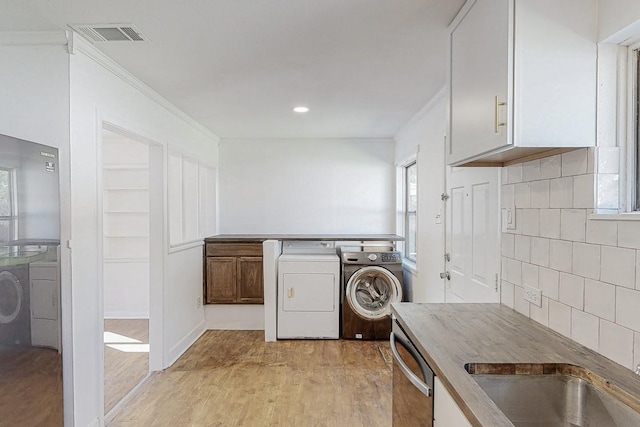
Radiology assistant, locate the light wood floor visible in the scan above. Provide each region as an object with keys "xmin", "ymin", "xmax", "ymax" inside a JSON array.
[
  {"xmin": 104, "ymin": 319, "xmax": 149, "ymax": 413},
  {"xmin": 0, "ymin": 346, "xmax": 63, "ymax": 426},
  {"xmin": 108, "ymin": 331, "xmax": 393, "ymax": 426}
]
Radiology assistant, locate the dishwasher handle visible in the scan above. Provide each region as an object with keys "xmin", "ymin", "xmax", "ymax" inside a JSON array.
[{"xmin": 390, "ymin": 331, "xmax": 432, "ymax": 397}]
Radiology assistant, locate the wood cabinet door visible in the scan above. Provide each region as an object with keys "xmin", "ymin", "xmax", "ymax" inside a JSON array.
[
  {"xmin": 237, "ymin": 257, "xmax": 264, "ymax": 304},
  {"xmin": 206, "ymin": 257, "xmax": 237, "ymax": 303},
  {"xmin": 449, "ymin": 0, "xmax": 511, "ymax": 164}
]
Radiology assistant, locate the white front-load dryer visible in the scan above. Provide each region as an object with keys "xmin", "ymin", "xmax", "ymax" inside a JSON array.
[{"xmin": 277, "ymin": 253, "xmax": 340, "ymax": 339}]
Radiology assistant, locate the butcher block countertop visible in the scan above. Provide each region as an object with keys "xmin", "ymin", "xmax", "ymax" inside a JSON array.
[
  {"xmin": 205, "ymin": 234, "xmax": 404, "ymax": 242},
  {"xmin": 391, "ymin": 303, "xmax": 640, "ymax": 426}
]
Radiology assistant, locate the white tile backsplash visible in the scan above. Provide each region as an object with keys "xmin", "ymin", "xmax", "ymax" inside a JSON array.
[
  {"xmin": 549, "ymin": 239, "xmax": 572, "ymax": 273},
  {"xmin": 596, "ymin": 147, "xmax": 619, "ymax": 174},
  {"xmin": 573, "ymin": 174, "xmax": 595, "ymax": 209},
  {"xmin": 540, "ymin": 154, "xmax": 562, "ymax": 179},
  {"xmin": 586, "ymin": 218, "xmax": 617, "ymax": 246},
  {"xmin": 530, "ymin": 296, "xmax": 549, "ymax": 327},
  {"xmin": 507, "ymin": 163, "xmax": 523, "ymax": 184},
  {"xmin": 596, "ymin": 174, "xmax": 619, "ymax": 210},
  {"xmin": 521, "ymin": 209, "xmax": 540, "ymax": 237},
  {"xmin": 501, "ymin": 280, "xmax": 515, "ymax": 309},
  {"xmin": 501, "ymin": 184, "xmax": 515, "ymax": 209},
  {"xmin": 616, "ymin": 287, "xmax": 640, "ymax": 333},
  {"xmin": 618, "ymin": 221, "xmax": 640, "ymax": 250},
  {"xmin": 522, "ymin": 159, "xmax": 541, "ymax": 182},
  {"xmin": 549, "ymin": 177, "xmax": 573, "ymax": 208},
  {"xmin": 530, "ymin": 180, "xmax": 550, "ymax": 208},
  {"xmin": 539, "ymin": 267, "xmax": 559, "ymax": 300},
  {"xmin": 530, "ymin": 237, "xmax": 550, "ymax": 267},
  {"xmin": 501, "ymin": 233, "xmax": 515, "ymax": 258},
  {"xmin": 600, "ymin": 245, "xmax": 636, "ymax": 289},
  {"xmin": 539, "ymin": 209, "xmax": 561, "ymax": 238},
  {"xmin": 560, "ymin": 209, "xmax": 586, "ymax": 242},
  {"xmin": 584, "ymin": 279, "xmax": 615, "ymax": 322},
  {"xmin": 562, "ymin": 149, "xmax": 588, "ymax": 176},
  {"xmin": 549, "ymin": 299, "xmax": 572, "ymax": 337},
  {"xmin": 571, "ymin": 309, "xmax": 599, "ymax": 351},
  {"xmin": 559, "ymin": 273, "xmax": 585, "ymax": 310},
  {"xmin": 522, "ymin": 263, "xmax": 539, "ymax": 288},
  {"xmin": 515, "ymin": 183, "xmax": 531, "ymax": 208},
  {"xmin": 599, "ymin": 320, "xmax": 634, "ymax": 369},
  {"xmin": 571, "ymin": 243, "xmax": 600, "ymax": 280},
  {"xmin": 514, "ymin": 285, "xmax": 530, "ymax": 316},
  {"xmin": 501, "ymin": 149, "xmax": 638, "ymax": 372},
  {"xmin": 514, "ymin": 235, "xmax": 531, "ymax": 262}
]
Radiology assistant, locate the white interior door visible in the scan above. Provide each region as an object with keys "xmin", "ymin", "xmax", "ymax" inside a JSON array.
[{"xmin": 445, "ymin": 166, "xmax": 500, "ymax": 303}]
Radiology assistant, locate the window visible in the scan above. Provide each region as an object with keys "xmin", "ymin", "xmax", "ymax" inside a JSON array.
[
  {"xmin": 634, "ymin": 47, "xmax": 640, "ymax": 211},
  {"xmin": 404, "ymin": 161, "xmax": 417, "ymax": 262},
  {"xmin": 0, "ymin": 168, "xmax": 17, "ymax": 243}
]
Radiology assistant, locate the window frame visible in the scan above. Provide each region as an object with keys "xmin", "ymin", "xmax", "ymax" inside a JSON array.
[
  {"xmin": 0, "ymin": 167, "xmax": 18, "ymax": 243},
  {"xmin": 633, "ymin": 45, "xmax": 640, "ymax": 211},
  {"xmin": 404, "ymin": 161, "xmax": 417, "ymax": 263}
]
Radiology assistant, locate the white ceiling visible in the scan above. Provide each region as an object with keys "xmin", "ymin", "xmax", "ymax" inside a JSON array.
[{"xmin": 1, "ymin": 0, "xmax": 465, "ymax": 139}]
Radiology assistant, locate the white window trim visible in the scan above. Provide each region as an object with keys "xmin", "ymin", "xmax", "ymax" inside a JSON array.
[
  {"xmin": 0, "ymin": 167, "xmax": 18, "ymax": 242},
  {"xmin": 591, "ymin": 39, "xmax": 640, "ymax": 221},
  {"xmin": 396, "ymin": 154, "xmax": 417, "ymax": 264}
]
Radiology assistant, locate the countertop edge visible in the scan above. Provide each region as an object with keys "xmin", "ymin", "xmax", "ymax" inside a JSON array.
[
  {"xmin": 391, "ymin": 303, "xmax": 640, "ymax": 427},
  {"xmin": 204, "ymin": 234, "xmax": 405, "ymax": 242}
]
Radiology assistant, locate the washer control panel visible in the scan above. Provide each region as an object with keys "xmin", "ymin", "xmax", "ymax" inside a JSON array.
[
  {"xmin": 381, "ymin": 252, "xmax": 401, "ymax": 263},
  {"xmin": 341, "ymin": 251, "xmax": 402, "ymax": 264}
]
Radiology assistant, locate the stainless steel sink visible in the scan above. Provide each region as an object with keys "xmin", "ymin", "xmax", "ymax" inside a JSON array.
[{"xmin": 465, "ymin": 363, "xmax": 640, "ymax": 426}]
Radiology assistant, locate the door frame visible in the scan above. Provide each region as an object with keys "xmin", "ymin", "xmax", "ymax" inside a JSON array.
[{"xmin": 97, "ymin": 120, "xmax": 166, "ymax": 420}]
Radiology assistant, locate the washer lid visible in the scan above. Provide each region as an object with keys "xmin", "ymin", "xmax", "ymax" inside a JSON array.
[
  {"xmin": 346, "ymin": 266, "xmax": 402, "ymax": 320},
  {"xmin": 0, "ymin": 271, "xmax": 23, "ymax": 324}
]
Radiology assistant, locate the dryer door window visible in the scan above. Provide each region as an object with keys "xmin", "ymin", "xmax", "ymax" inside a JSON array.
[{"xmin": 346, "ymin": 266, "xmax": 402, "ymax": 320}]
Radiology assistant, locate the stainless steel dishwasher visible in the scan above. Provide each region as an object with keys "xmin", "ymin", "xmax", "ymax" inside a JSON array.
[{"xmin": 390, "ymin": 317, "xmax": 434, "ymax": 426}]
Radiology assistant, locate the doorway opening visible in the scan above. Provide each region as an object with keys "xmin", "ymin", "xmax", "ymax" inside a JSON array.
[{"xmin": 100, "ymin": 124, "xmax": 163, "ymax": 416}]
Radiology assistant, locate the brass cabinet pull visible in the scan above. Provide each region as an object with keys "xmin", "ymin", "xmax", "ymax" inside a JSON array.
[{"xmin": 494, "ymin": 95, "xmax": 506, "ymax": 133}]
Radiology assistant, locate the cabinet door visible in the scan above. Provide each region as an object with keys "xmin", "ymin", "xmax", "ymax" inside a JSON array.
[
  {"xmin": 449, "ymin": 0, "xmax": 511, "ymax": 164},
  {"xmin": 206, "ymin": 257, "xmax": 237, "ymax": 303},
  {"xmin": 434, "ymin": 376, "xmax": 472, "ymax": 427},
  {"xmin": 237, "ymin": 257, "xmax": 263, "ymax": 304}
]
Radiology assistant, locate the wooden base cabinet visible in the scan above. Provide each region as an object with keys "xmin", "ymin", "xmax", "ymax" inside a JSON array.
[{"xmin": 204, "ymin": 243, "xmax": 264, "ymax": 304}]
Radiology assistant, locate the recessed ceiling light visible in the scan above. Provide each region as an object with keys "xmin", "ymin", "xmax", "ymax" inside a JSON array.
[{"xmin": 292, "ymin": 106, "xmax": 309, "ymax": 113}]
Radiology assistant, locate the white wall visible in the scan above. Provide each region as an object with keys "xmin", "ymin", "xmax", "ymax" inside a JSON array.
[
  {"xmin": 69, "ymin": 34, "xmax": 219, "ymax": 426},
  {"xmin": 394, "ymin": 90, "xmax": 447, "ymax": 303},
  {"xmin": 598, "ymin": 0, "xmax": 640, "ymax": 42},
  {"xmin": 219, "ymin": 138, "xmax": 395, "ymax": 234}
]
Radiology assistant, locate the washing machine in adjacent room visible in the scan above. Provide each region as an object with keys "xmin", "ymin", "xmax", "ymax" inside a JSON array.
[
  {"xmin": 0, "ymin": 263, "xmax": 30, "ymax": 348},
  {"xmin": 340, "ymin": 250, "xmax": 403, "ymax": 340},
  {"xmin": 277, "ymin": 241, "xmax": 340, "ymax": 339}
]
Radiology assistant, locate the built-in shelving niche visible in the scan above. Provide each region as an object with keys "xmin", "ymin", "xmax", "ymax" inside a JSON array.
[{"xmin": 102, "ymin": 132, "xmax": 150, "ymax": 319}]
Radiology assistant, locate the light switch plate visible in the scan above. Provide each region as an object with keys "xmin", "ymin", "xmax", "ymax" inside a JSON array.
[
  {"xmin": 523, "ymin": 284, "xmax": 542, "ymax": 307},
  {"xmin": 505, "ymin": 205, "xmax": 516, "ymax": 230}
]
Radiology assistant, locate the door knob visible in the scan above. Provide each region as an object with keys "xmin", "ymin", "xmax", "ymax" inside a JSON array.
[{"xmin": 440, "ymin": 271, "xmax": 451, "ymax": 280}]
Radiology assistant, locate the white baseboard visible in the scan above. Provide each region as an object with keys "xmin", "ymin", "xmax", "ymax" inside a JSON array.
[
  {"xmin": 87, "ymin": 417, "xmax": 101, "ymax": 427},
  {"xmin": 166, "ymin": 319, "xmax": 206, "ymax": 368},
  {"xmin": 204, "ymin": 304, "xmax": 265, "ymax": 330}
]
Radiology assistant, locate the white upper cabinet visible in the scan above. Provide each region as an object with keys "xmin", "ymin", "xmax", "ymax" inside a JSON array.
[{"xmin": 448, "ymin": 0, "xmax": 597, "ymax": 166}]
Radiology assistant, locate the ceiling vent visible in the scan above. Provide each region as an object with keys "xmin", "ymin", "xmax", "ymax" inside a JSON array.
[{"xmin": 69, "ymin": 24, "xmax": 146, "ymax": 42}]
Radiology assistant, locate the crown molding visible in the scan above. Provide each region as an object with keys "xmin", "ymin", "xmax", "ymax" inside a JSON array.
[
  {"xmin": 0, "ymin": 30, "xmax": 69, "ymax": 46},
  {"xmin": 68, "ymin": 32, "xmax": 220, "ymax": 144}
]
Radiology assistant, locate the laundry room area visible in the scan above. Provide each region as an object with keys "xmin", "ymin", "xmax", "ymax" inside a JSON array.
[{"xmin": 204, "ymin": 234, "xmax": 406, "ymax": 343}]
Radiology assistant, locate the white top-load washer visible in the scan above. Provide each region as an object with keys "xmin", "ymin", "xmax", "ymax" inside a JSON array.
[{"xmin": 277, "ymin": 241, "xmax": 340, "ymax": 339}]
